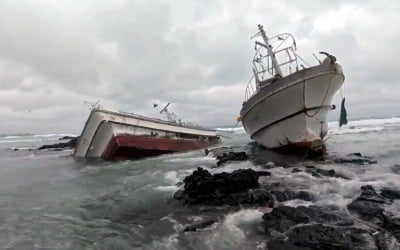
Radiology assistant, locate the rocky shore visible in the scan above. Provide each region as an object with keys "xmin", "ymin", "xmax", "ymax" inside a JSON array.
[
  {"xmin": 37, "ymin": 136, "xmax": 78, "ymax": 151},
  {"xmin": 173, "ymin": 149, "xmax": 400, "ymax": 249}
]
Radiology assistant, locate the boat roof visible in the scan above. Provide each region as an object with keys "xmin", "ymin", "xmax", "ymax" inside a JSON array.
[{"xmin": 93, "ymin": 108, "xmax": 218, "ymax": 133}]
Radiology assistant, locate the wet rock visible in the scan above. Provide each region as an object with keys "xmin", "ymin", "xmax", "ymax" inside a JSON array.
[
  {"xmin": 381, "ymin": 187, "xmax": 400, "ymax": 200},
  {"xmin": 348, "ymin": 185, "xmax": 389, "ymax": 223},
  {"xmin": 272, "ymin": 190, "xmax": 297, "ymax": 202},
  {"xmin": 334, "ymin": 153, "xmax": 377, "ymax": 165},
  {"xmin": 291, "ymin": 167, "xmax": 302, "ymax": 173},
  {"xmin": 348, "ymin": 200, "xmax": 384, "ymax": 218},
  {"xmin": 173, "ymin": 190, "xmax": 184, "ymax": 200},
  {"xmin": 263, "ymin": 205, "xmax": 353, "ymax": 234},
  {"xmin": 248, "ymin": 189, "xmax": 274, "ymax": 205},
  {"xmin": 271, "ymin": 190, "xmax": 316, "ymax": 202},
  {"xmin": 357, "ymin": 185, "xmax": 390, "ymax": 204},
  {"xmin": 263, "ymin": 206, "xmax": 310, "ymax": 233},
  {"xmin": 59, "ymin": 135, "xmax": 77, "ymax": 140},
  {"xmin": 348, "ymin": 185, "xmax": 400, "ymax": 237},
  {"xmin": 296, "ymin": 191, "xmax": 316, "ymax": 202},
  {"xmin": 265, "ymin": 205, "xmax": 381, "ymax": 250},
  {"xmin": 38, "ymin": 136, "xmax": 78, "ymax": 150},
  {"xmin": 296, "ymin": 206, "xmax": 353, "ymax": 226},
  {"xmin": 268, "ymin": 224, "xmax": 378, "ymax": 250},
  {"xmin": 183, "ymin": 219, "xmax": 216, "ymax": 232},
  {"xmin": 301, "ymin": 167, "xmax": 350, "ymax": 179},
  {"xmin": 285, "ymin": 224, "xmax": 351, "ymax": 249},
  {"xmin": 305, "ymin": 165, "xmax": 316, "ymax": 169},
  {"xmin": 174, "ymin": 167, "xmax": 273, "ymax": 206},
  {"xmin": 372, "ymin": 231, "xmax": 400, "ymax": 250},
  {"xmin": 216, "ymin": 151, "xmax": 248, "ymax": 166},
  {"xmin": 382, "ymin": 212, "xmax": 400, "ymax": 239}
]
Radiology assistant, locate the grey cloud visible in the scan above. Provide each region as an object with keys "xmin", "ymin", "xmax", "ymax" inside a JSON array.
[{"xmin": 0, "ymin": 0, "xmax": 399, "ymax": 134}]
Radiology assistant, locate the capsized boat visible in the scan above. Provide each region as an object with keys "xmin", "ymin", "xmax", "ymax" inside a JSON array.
[
  {"xmin": 239, "ymin": 25, "xmax": 345, "ymax": 154},
  {"xmin": 74, "ymin": 104, "xmax": 220, "ymax": 160}
]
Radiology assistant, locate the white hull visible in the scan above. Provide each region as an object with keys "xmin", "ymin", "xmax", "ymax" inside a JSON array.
[
  {"xmin": 74, "ymin": 109, "xmax": 219, "ymax": 159},
  {"xmin": 241, "ymin": 62, "xmax": 344, "ymax": 150}
]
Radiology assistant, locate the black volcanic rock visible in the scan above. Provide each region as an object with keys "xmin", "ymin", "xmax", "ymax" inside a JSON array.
[
  {"xmin": 348, "ymin": 185, "xmax": 388, "ymax": 224},
  {"xmin": 216, "ymin": 151, "xmax": 249, "ymax": 166},
  {"xmin": 267, "ymin": 224, "xmax": 376, "ymax": 250},
  {"xmin": 59, "ymin": 135, "xmax": 77, "ymax": 140},
  {"xmin": 38, "ymin": 136, "xmax": 78, "ymax": 150},
  {"xmin": 381, "ymin": 187, "xmax": 400, "ymax": 200},
  {"xmin": 304, "ymin": 167, "xmax": 350, "ymax": 179},
  {"xmin": 183, "ymin": 219, "xmax": 216, "ymax": 232},
  {"xmin": 262, "ymin": 206, "xmax": 310, "ymax": 232},
  {"xmin": 292, "ymin": 165, "xmax": 350, "ymax": 180},
  {"xmin": 334, "ymin": 153, "xmax": 377, "ymax": 165},
  {"xmin": 264, "ymin": 206, "xmax": 377, "ymax": 250},
  {"xmin": 263, "ymin": 205, "xmax": 353, "ymax": 235},
  {"xmin": 174, "ymin": 167, "xmax": 273, "ymax": 206},
  {"xmin": 347, "ymin": 185, "xmax": 400, "ymax": 242},
  {"xmin": 271, "ymin": 190, "xmax": 316, "ymax": 202}
]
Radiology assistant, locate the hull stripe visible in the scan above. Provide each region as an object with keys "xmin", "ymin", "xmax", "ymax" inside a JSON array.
[{"xmin": 249, "ymin": 105, "xmax": 331, "ymax": 138}]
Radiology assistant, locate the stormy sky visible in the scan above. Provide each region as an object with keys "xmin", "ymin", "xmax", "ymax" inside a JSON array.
[{"xmin": 1, "ymin": 0, "xmax": 399, "ymax": 134}]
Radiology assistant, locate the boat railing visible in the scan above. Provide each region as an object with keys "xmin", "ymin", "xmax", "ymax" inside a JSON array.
[
  {"xmin": 252, "ymin": 41, "xmax": 299, "ymax": 81},
  {"xmin": 94, "ymin": 108, "xmax": 217, "ymax": 132},
  {"xmin": 245, "ymin": 75, "xmax": 256, "ymax": 101},
  {"xmin": 244, "ymin": 31, "xmax": 312, "ymax": 102}
]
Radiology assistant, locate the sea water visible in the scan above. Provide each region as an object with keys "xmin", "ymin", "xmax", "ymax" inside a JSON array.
[{"xmin": 0, "ymin": 117, "xmax": 400, "ymax": 249}]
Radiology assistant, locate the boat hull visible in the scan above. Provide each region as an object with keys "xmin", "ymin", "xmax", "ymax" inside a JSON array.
[
  {"xmin": 102, "ymin": 135, "xmax": 212, "ymax": 160},
  {"xmin": 74, "ymin": 109, "xmax": 220, "ymax": 160},
  {"xmin": 240, "ymin": 62, "xmax": 344, "ymax": 153}
]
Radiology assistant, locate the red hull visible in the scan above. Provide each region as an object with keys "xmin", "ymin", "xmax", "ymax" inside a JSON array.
[{"xmin": 102, "ymin": 135, "xmax": 216, "ymax": 160}]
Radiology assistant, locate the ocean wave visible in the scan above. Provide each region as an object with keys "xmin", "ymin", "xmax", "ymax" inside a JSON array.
[
  {"xmin": 0, "ymin": 138, "xmax": 49, "ymax": 144},
  {"xmin": 2, "ymin": 135, "xmax": 26, "ymax": 139},
  {"xmin": 218, "ymin": 117, "xmax": 400, "ymax": 136},
  {"xmin": 154, "ymin": 185, "xmax": 179, "ymax": 192},
  {"xmin": 33, "ymin": 133, "xmax": 77, "ymax": 138},
  {"xmin": 216, "ymin": 126, "xmax": 246, "ymax": 134},
  {"xmin": 329, "ymin": 126, "xmax": 385, "ymax": 135},
  {"xmin": 328, "ymin": 117, "xmax": 400, "ymax": 128},
  {"xmin": 7, "ymin": 147, "xmax": 35, "ymax": 151}
]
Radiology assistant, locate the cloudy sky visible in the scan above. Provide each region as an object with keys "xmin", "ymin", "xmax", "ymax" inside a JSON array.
[{"xmin": 0, "ymin": 0, "xmax": 399, "ymax": 134}]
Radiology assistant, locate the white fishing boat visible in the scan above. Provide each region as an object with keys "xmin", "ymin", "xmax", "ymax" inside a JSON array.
[
  {"xmin": 239, "ymin": 24, "xmax": 345, "ymax": 154},
  {"xmin": 74, "ymin": 104, "xmax": 220, "ymax": 160}
]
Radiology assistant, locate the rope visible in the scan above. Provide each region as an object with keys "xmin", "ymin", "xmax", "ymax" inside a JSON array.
[
  {"xmin": 304, "ymin": 72, "xmax": 334, "ymax": 118},
  {"xmin": 229, "ymin": 120, "xmax": 241, "ymax": 134}
]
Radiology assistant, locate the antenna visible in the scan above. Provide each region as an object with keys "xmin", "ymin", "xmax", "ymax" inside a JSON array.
[
  {"xmin": 313, "ymin": 53, "xmax": 322, "ymax": 64},
  {"xmin": 159, "ymin": 102, "xmax": 171, "ymax": 114},
  {"xmin": 257, "ymin": 24, "xmax": 283, "ymax": 76},
  {"xmin": 84, "ymin": 100, "xmax": 100, "ymax": 110}
]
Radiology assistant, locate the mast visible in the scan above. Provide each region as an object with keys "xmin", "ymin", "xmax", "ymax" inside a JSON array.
[{"xmin": 257, "ymin": 24, "xmax": 283, "ymax": 76}]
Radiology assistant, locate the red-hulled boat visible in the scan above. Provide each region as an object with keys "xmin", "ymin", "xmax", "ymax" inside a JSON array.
[{"xmin": 74, "ymin": 107, "xmax": 220, "ymax": 160}]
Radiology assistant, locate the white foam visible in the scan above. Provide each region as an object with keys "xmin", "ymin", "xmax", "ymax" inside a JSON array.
[
  {"xmin": 154, "ymin": 185, "xmax": 179, "ymax": 192},
  {"xmin": 219, "ymin": 209, "xmax": 263, "ymax": 240},
  {"xmin": 164, "ymin": 171, "xmax": 180, "ymax": 185},
  {"xmin": 3, "ymin": 135, "xmax": 25, "ymax": 139},
  {"xmin": 8, "ymin": 147, "xmax": 34, "ymax": 151},
  {"xmin": 216, "ymin": 126, "xmax": 246, "ymax": 134},
  {"xmin": 164, "ymin": 156, "xmax": 215, "ymax": 163},
  {"xmin": 329, "ymin": 126, "xmax": 384, "ymax": 135},
  {"xmin": 0, "ymin": 138, "xmax": 45, "ymax": 144},
  {"xmin": 329, "ymin": 117, "xmax": 400, "ymax": 128},
  {"xmin": 33, "ymin": 133, "xmax": 77, "ymax": 138},
  {"xmin": 280, "ymin": 199, "xmax": 313, "ymax": 207}
]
